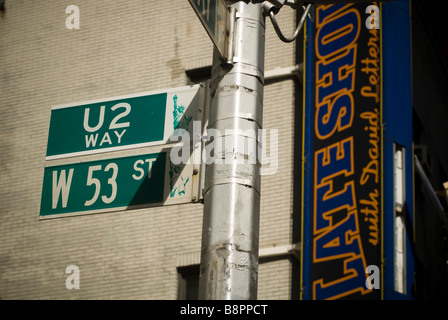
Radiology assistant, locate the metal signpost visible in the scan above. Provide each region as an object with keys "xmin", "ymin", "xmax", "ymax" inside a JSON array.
[
  {"xmin": 193, "ymin": 1, "xmax": 265, "ymax": 300},
  {"xmin": 40, "ymin": 85, "xmax": 204, "ymax": 219}
]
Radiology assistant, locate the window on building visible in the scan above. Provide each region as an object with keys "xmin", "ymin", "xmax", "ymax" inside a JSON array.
[
  {"xmin": 185, "ymin": 66, "xmax": 211, "ymax": 85},
  {"xmin": 177, "ymin": 265, "xmax": 200, "ymax": 300}
]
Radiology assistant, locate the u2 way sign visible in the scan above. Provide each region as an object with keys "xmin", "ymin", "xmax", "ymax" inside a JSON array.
[
  {"xmin": 46, "ymin": 85, "xmax": 202, "ymax": 160},
  {"xmin": 40, "ymin": 85, "xmax": 204, "ymax": 219}
]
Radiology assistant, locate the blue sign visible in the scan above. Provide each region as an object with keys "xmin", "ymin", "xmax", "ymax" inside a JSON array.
[{"xmin": 301, "ymin": 2, "xmax": 383, "ymax": 300}]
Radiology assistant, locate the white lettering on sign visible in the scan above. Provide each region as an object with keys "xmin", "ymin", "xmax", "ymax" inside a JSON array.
[
  {"xmin": 84, "ymin": 106, "xmax": 105, "ymax": 132},
  {"xmin": 102, "ymin": 163, "xmax": 118, "ymax": 204},
  {"xmin": 84, "ymin": 164, "xmax": 119, "ymax": 206},
  {"xmin": 52, "ymin": 169, "xmax": 74, "ymax": 209},
  {"xmin": 114, "ymin": 130, "xmax": 126, "ymax": 143},
  {"xmin": 100, "ymin": 132, "xmax": 112, "ymax": 146},
  {"xmin": 132, "ymin": 159, "xmax": 156, "ymax": 180},
  {"xmin": 196, "ymin": 0, "xmax": 212, "ymax": 22},
  {"xmin": 83, "ymin": 103, "xmax": 131, "ymax": 148},
  {"xmin": 84, "ymin": 130, "xmax": 127, "ymax": 148},
  {"xmin": 84, "ymin": 165, "xmax": 101, "ymax": 206},
  {"xmin": 109, "ymin": 103, "xmax": 131, "ymax": 129},
  {"xmin": 48, "ymin": 157, "xmax": 158, "ymax": 213},
  {"xmin": 85, "ymin": 133, "xmax": 99, "ymax": 148}
]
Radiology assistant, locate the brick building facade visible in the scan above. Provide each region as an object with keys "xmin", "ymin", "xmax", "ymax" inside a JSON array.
[{"xmin": 0, "ymin": 0, "xmax": 301, "ymax": 299}]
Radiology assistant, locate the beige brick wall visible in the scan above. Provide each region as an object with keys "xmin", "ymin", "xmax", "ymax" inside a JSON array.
[{"xmin": 0, "ymin": 0, "xmax": 299, "ymax": 299}]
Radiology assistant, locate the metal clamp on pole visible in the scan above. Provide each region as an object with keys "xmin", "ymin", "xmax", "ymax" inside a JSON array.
[
  {"xmin": 226, "ymin": 6, "xmax": 236, "ymax": 64},
  {"xmin": 263, "ymin": 1, "xmax": 312, "ymax": 43}
]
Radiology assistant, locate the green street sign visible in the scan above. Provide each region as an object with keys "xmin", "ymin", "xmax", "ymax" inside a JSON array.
[
  {"xmin": 46, "ymin": 85, "xmax": 202, "ymax": 160},
  {"xmin": 41, "ymin": 85, "xmax": 203, "ymax": 218},
  {"xmin": 40, "ymin": 150, "xmax": 196, "ymax": 218},
  {"xmin": 189, "ymin": 0, "xmax": 229, "ymax": 59},
  {"xmin": 40, "ymin": 152, "xmax": 165, "ymax": 217}
]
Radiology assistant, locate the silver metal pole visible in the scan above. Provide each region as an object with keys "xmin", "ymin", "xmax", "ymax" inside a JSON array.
[{"xmin": 198, "ymin": 1, "xmax": 265, "ymax": 300}]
